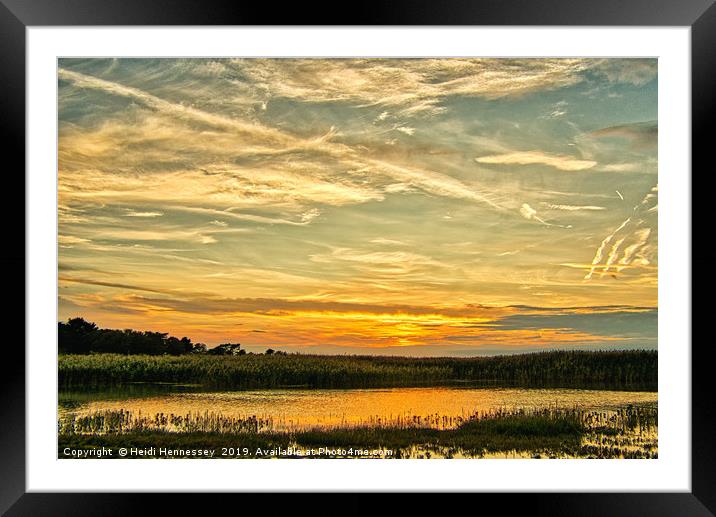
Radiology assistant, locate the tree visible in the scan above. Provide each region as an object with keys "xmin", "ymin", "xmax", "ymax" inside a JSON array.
[
  {"xmin": 180, "ymin": 337, "xmax": 193, "ymax": 354},
  {"xmin": 165, "ymin": 336, "xmax": 194, "ymax": 355},
  {"xmin": 166, "ymin": 337, "xmax": 183, "ymax": 356},
  {"xmin": 192, "ymin": 343, "xmax": 207, "ymax": 354},
  {"xmin": 58, "ymin": 317, "xmax": 98, "ymax": 354},
  {"xmin": 207, "ymin": 343, "xmax": 242, "ymax": 356},
  {"xmin": 58, "ymin": 317, "xmax": 256, "ymax": 358}
]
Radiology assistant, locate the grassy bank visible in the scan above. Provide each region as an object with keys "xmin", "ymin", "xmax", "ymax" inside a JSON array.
[
  {"xmin": 59, "ymin": 412, "xmax": 585, "ymax": 459},
  {"xmin": 58, "ymin": 406, "xmax": 658, "ymax": 459},
  {"xmin": 58, "ymin": 350, "xmax": 657, "ymax": 390}
]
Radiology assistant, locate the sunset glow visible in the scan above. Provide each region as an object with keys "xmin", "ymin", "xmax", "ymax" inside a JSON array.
[{"xmin": 58, "ymin": 58, "xmax": 657, "ymax": 355}]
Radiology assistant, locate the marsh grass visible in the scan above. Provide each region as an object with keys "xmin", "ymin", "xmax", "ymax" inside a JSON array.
[
  {"xmin": 58, "ymin": 405, "xmax": 657, "ymax": 459},
  {"xmin": 58, "ymin": 350, "xmax": 658, "ymax": 390}
]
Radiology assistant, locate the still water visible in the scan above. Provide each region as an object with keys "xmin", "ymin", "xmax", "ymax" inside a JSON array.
[{"xmin": 59, "ymin": 385, "xmax": 657, "ymax": 431}]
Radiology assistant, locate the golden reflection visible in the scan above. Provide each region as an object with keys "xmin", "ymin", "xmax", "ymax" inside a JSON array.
[{"xmin": 60, "ymin": 387, "xmax": 658, "ymax": 432}]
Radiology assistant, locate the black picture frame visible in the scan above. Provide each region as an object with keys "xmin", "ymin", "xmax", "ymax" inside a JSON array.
[{"xmin": 2, "ymin": 0, "xmax": 712, "ymax": 514}]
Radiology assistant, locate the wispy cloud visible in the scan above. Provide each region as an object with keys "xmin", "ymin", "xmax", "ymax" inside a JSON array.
[
  {"xmin": 519, "ymin": 203, "xmax": 572, "ymax": 228},
  {"xmin": 235, "ymin": 58, "xmax": 598, "ymax": 117},
  {"xmin": 584, "ymin": 185, "xmax": 657, "ymax": 280},
  {"xmin": 541, "ymin": 203, "xmax": 606, "ymax": 211},
  {"xmin": 58, "ymin": 235, "xmax": 91, "ymax": 248},
  {"xmin": 59, "ymin": 277, "xmax": 657, "ymax": 350},
  {"xmin": 58, "ymin": 58, "xmax": 658, "ymax": 353},
  {"xmin": 124, "ymin": 209, "xmax": 163, "ymax": 218},
  {"xmin": 59, "ymin": 68, "xmax": 298, "ymax": 144},
  {"xmin": 588, "ymin": 121, "xmax": 657, "ymax": 147},
  {"xmin": 591, "ymin": 59, "xmax": 657, "ymax": 86},
  {"xmin": 600, "ymin": 163, "xmax": 642, "ymax": 173},
  {"xmin": 476, "ymin": 151, "xmax": 597, "ymax": 171}
]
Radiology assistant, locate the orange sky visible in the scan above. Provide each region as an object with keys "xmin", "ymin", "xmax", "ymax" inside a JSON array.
[{"xmin": 58, "ymin": 58, "xmax": 657, "ymax": 355}]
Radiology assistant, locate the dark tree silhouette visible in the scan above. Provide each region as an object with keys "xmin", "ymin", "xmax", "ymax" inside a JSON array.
[
  {"xmin": 207, "ymin": 343, "xmax": 243, "ymax": 356},
  {"xmin": 58, "ymin": 318, "xmax": 198, "ymax": 356},
  {"xmin": 58, "ymin": 317, "xmax": 98, "ymax": 354},
  {"xmin": 192, "ymin": 343, "xmax": 208, "ymax": 354}
]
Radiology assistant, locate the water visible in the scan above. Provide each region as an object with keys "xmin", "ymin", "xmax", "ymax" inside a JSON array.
[{"xmin": 59, "ymin": 385, "xmax": 657, "ymax": 432}]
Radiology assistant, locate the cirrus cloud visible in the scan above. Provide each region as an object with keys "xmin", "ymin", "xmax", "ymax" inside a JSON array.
[{"xmin": 476, "ymin": 151, "xmax": 597, "ymax": 171}]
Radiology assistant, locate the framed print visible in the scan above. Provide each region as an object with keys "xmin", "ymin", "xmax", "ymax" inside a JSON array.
[{"xmin": 2, "ymin": 0, "xmax": 714, "ymax": 514}]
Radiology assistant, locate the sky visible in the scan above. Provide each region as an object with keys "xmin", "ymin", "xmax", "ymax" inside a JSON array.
[{"xmin": 57, "ymin": 58, "xmax": 657, "ymax": 356}]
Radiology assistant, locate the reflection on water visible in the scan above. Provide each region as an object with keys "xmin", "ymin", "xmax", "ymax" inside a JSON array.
[{"xmin": 59, "ymin": 386, "xmax": 657, "ymax": 431}]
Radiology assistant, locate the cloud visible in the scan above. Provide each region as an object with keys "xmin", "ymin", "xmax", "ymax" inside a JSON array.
[
  {"xmin": 59, "ymin": 276, "xmax": 172, "ymax": 295},
  {"xmin": 491, "ymin": 308, "xmax": 657, "ymax": 340},
  {"xmin": 124, "ymin": 210, "xmax": 163, "ymax": 218},
  {"xmin": 59, "ymin": 279, "xmax": 657, "ymax": 351},
  {"xmin": 476, "ymin": 151, "xmax": 597, "ymax": 171},
  {"xmin": 58, "ymin": 235, "xmax": 91, "ymax": 248},
  {"xmin": 600, "ymin": 163, "xmax": 642, "ymax": 173},
  {"xmin": 572, "ymin": 121, "xmax": 657, "ymax": 176},
  {"xmin": 67, "ymin": 224, "xmax": 225, "ymax": 245},
  {"xmin": 519, "ymin": 203, "xmax": 538, "ymax": 220},
  {"xmin": 619, "ymin": 228, "xmax": 652, "ymax": 269},
  {"xmin": 584, "ymin": 185, "xmax": 657, "ymax": 280},
  {"xmin": 366, "ymin": 158, "xmax": 508, "ymax": 211},
  {"xmin": 300, "ymin": 208, "xmax": 321, "ymax": 223},
  {"xmin": 60, "ymin": 277, "xmax": 496, "ymax": 318},
  {"xmin": 584, "ymin": 218, "xmax": 630, "ymax": 280},
  {"xmin": 235, "ymin": 58, "xmax": 597, "ymax": 116},
  {"xmin": 603, "ymin": 237, "xmax": 626, "ymax": 275},
  {"xmin": 370, "ymin": 238, "xmax": 408, "ymax": 246},
  {"xmin": 59, "ymin": 67, "xmax": 586, "ymax": 229},
  {"xmin": 58, "ymin": 58, "xmax": 658, "ymax": 349},
  {"xmin": 541, "ymin": 100, "xmax": 569, "ymax": 119},
  {"xmin": 170, "ymin": 206, "xmax": 325, "ymax": 227},
  {"xmin": 589, "ymin": 121, "xmax": 657, "ymax": 147},
  {"xmin": 58, "ymin": 68, "xmax": 297, "ymax": 145},
  {"xmin": 395, "ymin": 126, "xmax": 416, "ymax": 136},
  {"xmin": 59, "ymin": 275, "xmax": 654, "ymax": 323},
  {"xmin": 591, "ymin": 59, "xmax": 657, "ymax": 86},
  {"xmin": 541, "ymin": 203, "xmax": 606, "ymax": 211},
  {"xmin": 519, "ymin": 203, "xmax": 572, "ymax": 228},
  {"xmin": 59, "ymin": 155, "xmax": 383, "ymax": 220},
  {"xmin": 310, "ymin": 247, "xmax": 442, "ymax": 275}
]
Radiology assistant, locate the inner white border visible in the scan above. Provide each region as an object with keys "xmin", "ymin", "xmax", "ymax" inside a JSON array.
[{"xmin": 27, "ymin": 27, "xmax": 691, "ymax": 492}]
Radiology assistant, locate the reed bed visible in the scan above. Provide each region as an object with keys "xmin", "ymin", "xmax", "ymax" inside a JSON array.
[{"xmin": 58, "ymin": 350, "xmax": 658, "ymax": 390}]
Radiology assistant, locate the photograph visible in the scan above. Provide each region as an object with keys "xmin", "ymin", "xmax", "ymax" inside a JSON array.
[{"xmin": 56, "ymin": 57, "xmax": 658, "ymax": 460}]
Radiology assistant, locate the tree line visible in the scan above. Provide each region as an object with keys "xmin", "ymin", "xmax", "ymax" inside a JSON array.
[{"xmin": 58, "ymin": 317, "xmax": 284, "ymax": 356}]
